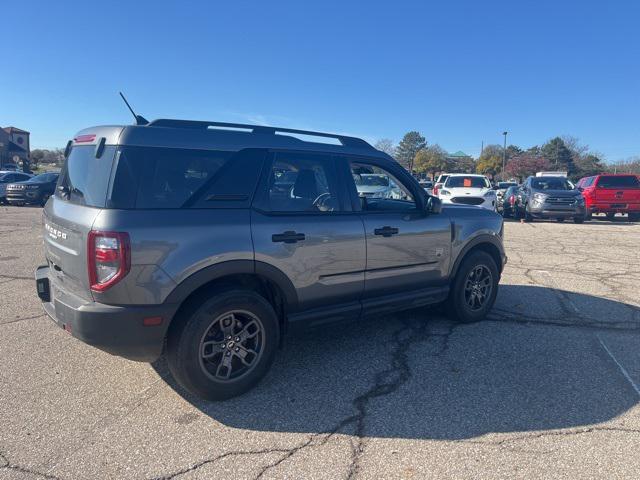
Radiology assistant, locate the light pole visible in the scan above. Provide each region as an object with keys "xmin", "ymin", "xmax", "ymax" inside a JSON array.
[{"xmin": 502, "ymin": 131, "xmax": 508, "ymax": 180}]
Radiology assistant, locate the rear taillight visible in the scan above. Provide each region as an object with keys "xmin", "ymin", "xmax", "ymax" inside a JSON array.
[
  {"xmin": 433, "ymin": 185, "xmax": 439, "ymax": 195},
  {"xmin": 509, "ymin": 195, "xmax": 515, "ymax": 206},
  {"xmin": 88, "ymin": 231, "xmax": 130, "ymax": 292}
]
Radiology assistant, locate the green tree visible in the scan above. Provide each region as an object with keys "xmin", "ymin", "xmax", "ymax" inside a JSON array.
[
  {"xmin": 395, "ymin": 131, "xmax": 426, "ymax": 172},
  {"xmin": 541, "ymin": 137, "xmax": 574, "ymax": 173},
  {"xmin": 414, "ymin": 145, "xmax": 449, "ymax": 178},
  {"xmin": 476, "ymin": 144, "xmax": 503, "ymax": 178}
]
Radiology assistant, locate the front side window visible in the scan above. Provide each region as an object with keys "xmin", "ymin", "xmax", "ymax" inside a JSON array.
[
  {"xmin": 260, "ymin": 152, "xmax": 341, "ymax": 213},
  {"xmin": 350, "ymin": 162, "xmax": 416, "ymax": 211}
]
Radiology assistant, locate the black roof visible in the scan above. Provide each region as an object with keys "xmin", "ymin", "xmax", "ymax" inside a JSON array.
[{"xmin": 75, "ymin": 119, "xmax": 390, "ymax": 160}]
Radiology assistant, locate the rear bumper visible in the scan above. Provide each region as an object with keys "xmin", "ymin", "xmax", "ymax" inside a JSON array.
[
  {"xmin": 587, "ymin": 203, "xmax": 640, "ymax": 214},
  {"xmin": 35, "ymin": 265, "xmax": 178, "ymax": 362}
]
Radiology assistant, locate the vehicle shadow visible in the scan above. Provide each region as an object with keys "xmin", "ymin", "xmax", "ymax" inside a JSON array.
[{"xmin": 152, "ymin": 285, "xmax": 640, "ymax": 440}]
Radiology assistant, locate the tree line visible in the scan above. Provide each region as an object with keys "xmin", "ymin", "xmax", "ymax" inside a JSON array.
[{"xmin": 376, "ymin": 132, "xmax": 639, "ymax": 181}]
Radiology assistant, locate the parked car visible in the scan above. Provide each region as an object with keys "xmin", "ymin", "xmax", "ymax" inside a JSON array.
[
  {"xmin": 500, "ymin": 185, "xmax": 521, "ymax": 218},
  {"xmin": 354, "ymin": 173, "xmax": 403, "ymax": 199},
  {"xmin": 517, "ymin": 175, "xmax": 585, "ymax": 223},
  {"xmin": 576, "ymin": 174, "xmax": 640, "ymax": 222},
  {"xmin": 35, "ymin": 119, "xmax": 505, "ymax": 401},
  {"xmin": 432, "ymin": 173, "xmax": 450, "ymax": 196},
  {"xmin": 5, "ymin": 172, "xmax": 59, "ymax": 206},
  {"xmin": 494, "ymin": 181, "xmax": 519, "ymax": 212},
  {"xmin": 0, "ymin": 171, "xmax": 32, "ymax": 204},
  {"xmin": 438, "ymin": 174, "xmax": 497, "ymax": 211},
  {"xmin": 419, "ymin": 179, "xmax": 434, "ymax": 195}
]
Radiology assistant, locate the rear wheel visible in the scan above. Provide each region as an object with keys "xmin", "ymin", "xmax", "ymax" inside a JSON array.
[
  {"xmin": 167, "ymin": 289, "xmax": 279, "ymax": 401},
  {"xmin": 447, "ymin": 251, "xmax": 499, "ymax": 323}
]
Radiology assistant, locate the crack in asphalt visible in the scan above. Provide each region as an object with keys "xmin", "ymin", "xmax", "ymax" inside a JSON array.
[
  {"xmin": 150, "ymin": 317, "xmax": 458, "ymax": 480},
  {"xmin": 0, "ymin": 273, "xmax": 33, "ymax": 281},
  {"xmin": 488, "ymin": 308, "xmax": 640, "ymax": 333},
  {"xmin": 0, "ymin": 450, "xmax": 61, "ymax": 479},
  {"xmin": 463, "ymin": 425, "xmax": 640, "ymax": 455},
  {"xmin": 1, "ymin": 313, "xmax": 46, "ymax": 326}
]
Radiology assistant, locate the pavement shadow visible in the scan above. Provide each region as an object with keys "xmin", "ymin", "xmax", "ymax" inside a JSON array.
[{"xmin": 153, "ymin": 284, "xmax": 640, "ymax": 440}]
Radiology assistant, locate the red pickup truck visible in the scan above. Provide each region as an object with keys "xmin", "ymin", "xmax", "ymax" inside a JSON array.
[{"xmin": 576, "ymin": 174, "xmax": 640, "ymax": 221}]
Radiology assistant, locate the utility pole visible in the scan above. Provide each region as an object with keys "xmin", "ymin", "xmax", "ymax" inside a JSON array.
[
  {"xmin": 480, "ymin": 141, "xmax": 484, "ymax": 157},
  {"xmin": 502, "ymin": 131, "xmax": 508, "ymax": 180}
]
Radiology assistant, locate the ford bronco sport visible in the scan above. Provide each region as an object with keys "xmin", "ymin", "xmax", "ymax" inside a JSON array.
[{"xmin": 35, "ymin": 119, "xmax": 506, "ymax": 400}]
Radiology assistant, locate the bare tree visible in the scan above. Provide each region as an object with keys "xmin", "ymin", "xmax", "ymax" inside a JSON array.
[{"xmin": 374, "ymin": 139, "xmax": 396, "ymax": 158}]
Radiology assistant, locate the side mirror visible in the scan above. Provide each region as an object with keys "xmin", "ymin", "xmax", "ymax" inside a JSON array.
[{"xmin": 426, "ymin": 196, "xmax": 442, "ymax": 214}]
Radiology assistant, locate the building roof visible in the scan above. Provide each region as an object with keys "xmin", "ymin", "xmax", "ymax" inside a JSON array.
[
  {"xmin": 447, "ymin": 150, "xmax": 471, "ymax": 158},
  {"xmin": 3, "ymin": 127, "xmax": 30, "ymax": 134}
]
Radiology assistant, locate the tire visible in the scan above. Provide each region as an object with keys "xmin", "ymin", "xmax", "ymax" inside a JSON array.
[
  {"xmin": 447, "ymin": 251, "xmax": 499, "ymax": 323},
  {"xmin": 573, "ymin": 217, "xmax": 584, "ymax": 224},
  {"xmin": 606, "ymin": 213, "xmax": 616, "ymax": 221},
  {"xmin": 167, "ymin": 289, "xmax": 280, "ymax": 401},
  {"xmin": 501, "ymin": 208, "xmax": 510, "ymax": 218},
  {"xmin": 584, "ymin": 211, "xmax": 592, "ymax": 221},
  {"xmin": 524, "ymin": 204, "xmax": 534, "ymax": 222}
]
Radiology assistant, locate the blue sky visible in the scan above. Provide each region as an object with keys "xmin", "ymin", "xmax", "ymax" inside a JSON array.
[{"xmin": 2, "ymin": 1, "xmax": 638, "ymax": 161}]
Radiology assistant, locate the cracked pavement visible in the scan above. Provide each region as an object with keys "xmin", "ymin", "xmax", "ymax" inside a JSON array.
[{"xmin": 1, "ymin": 206, "xmax": 639, "ymax": 479}]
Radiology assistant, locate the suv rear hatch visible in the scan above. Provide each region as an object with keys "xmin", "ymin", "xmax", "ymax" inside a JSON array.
[
  {"xmin": 44, "ymin": 135, "xmax": 120, "ymax": 301},
  {"xmin": 594, "ymin": 175, "xmax": 640, "ymax": 205}
]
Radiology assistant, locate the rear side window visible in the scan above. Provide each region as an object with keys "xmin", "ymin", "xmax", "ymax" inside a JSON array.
[
  {"xmin": 597, "ymin": 175, "xmax": 639, "ymax": 188},
  {"xmin": 109, "ymin": 147, "xmax": 265, "ymax": 209},
  {"xmin": 57, "ymin": 146, "xmax": 117, "ymax": 207}
]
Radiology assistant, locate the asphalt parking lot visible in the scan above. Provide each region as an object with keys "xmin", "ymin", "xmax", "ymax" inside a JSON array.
[{"xmin": 1, "ymin": 206, "xmax": 639, "ymax": 479}]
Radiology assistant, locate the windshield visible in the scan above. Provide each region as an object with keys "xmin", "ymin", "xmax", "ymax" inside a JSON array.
[
  {"xmin": 597, "ymin": 175, "xmax": 640, "ymax": 188},
  {"xmin": 531, "ymin": 177, "xmax": 573, "ymax": 190},
  {"xmin": 446, "ymin": 176, "xmax": 490, "ymax": 188},
  {"xmin": 356, "ymin": 175, "xmax": 389, "ymax": 187}
]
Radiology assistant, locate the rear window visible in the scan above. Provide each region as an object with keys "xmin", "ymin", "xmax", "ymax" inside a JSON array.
[
  {"xmin": 597, "ymin": 175, "xmax": 639, "ymax": 188},
  {"xmin": 57, "ymin": 146, "xmax": 116, "ymax": 206}
]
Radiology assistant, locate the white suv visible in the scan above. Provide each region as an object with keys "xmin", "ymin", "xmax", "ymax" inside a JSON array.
[{"xmin": 438, "ymin": 174, "xmax": 496, "ymax": 211}]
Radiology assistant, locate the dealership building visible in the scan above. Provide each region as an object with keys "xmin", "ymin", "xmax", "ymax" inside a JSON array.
[{"xmin": 0, "ymin": 126, "xmax": 30, "ymax": 170}]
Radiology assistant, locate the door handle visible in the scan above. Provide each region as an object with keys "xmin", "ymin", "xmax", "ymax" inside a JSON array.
[
  {"xmin": 374, "ymin": 226, "xmax": 399, "ymax": 237},
  {"xmin": 272, "ymin": 231, "xmax": 306, "ymax": 244}
]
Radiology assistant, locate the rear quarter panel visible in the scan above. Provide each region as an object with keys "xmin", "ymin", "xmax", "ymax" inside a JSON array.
[{"xmin": 91, "ymin": 209, "xmax": 254, "ymax": 305}]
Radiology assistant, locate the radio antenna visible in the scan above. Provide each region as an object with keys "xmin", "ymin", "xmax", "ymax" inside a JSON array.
[{"xmin": 119, "ymin": 92, "xmax": 149, "ymax": 125}]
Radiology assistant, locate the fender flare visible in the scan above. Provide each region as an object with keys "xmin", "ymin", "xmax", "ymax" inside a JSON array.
[
  {"xmin": 163, "ymin": 260, "xmax": 299, "ymax": 309},
  {"xmin": 450, "ymin": 234, "xmax": 505, "ymax": 279}
]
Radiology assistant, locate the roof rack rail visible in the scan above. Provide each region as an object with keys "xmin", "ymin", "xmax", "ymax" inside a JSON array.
[{"xmin": 147, "ymin": 119, "xmax": 374, "ymax": 150}]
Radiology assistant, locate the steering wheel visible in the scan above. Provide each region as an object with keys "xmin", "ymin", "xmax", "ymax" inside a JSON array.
[{"xmin": 312, "ymin": 192, "xmax": 333, "ymax": 211}]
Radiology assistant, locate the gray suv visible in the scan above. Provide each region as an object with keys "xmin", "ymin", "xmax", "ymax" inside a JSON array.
[{"xmin": 35, "ymin": 119, "xmax": 506, "ymax": 400}]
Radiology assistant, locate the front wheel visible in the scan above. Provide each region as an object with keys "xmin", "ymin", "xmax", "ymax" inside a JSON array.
[
  {"xmin": 524, "ymin": 204, "xmax": 534, "ymax": 222},
  {"xmin": 447, "ymin": 251, "xmax": 499, "ymax": 323},
  {"xmin": 167, "ymin": 289, "xmax": 280, "ymax": 401}
]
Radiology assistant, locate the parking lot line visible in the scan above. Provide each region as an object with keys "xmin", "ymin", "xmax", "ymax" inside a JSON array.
[{"xmin": 597, "ymin": 335, "xmax": 640, "ymax": 398}]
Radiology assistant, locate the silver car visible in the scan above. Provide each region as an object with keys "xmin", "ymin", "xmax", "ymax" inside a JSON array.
[{"xmin": 35, "ymin": 119, "xmax": 506, "ymax": 400}]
